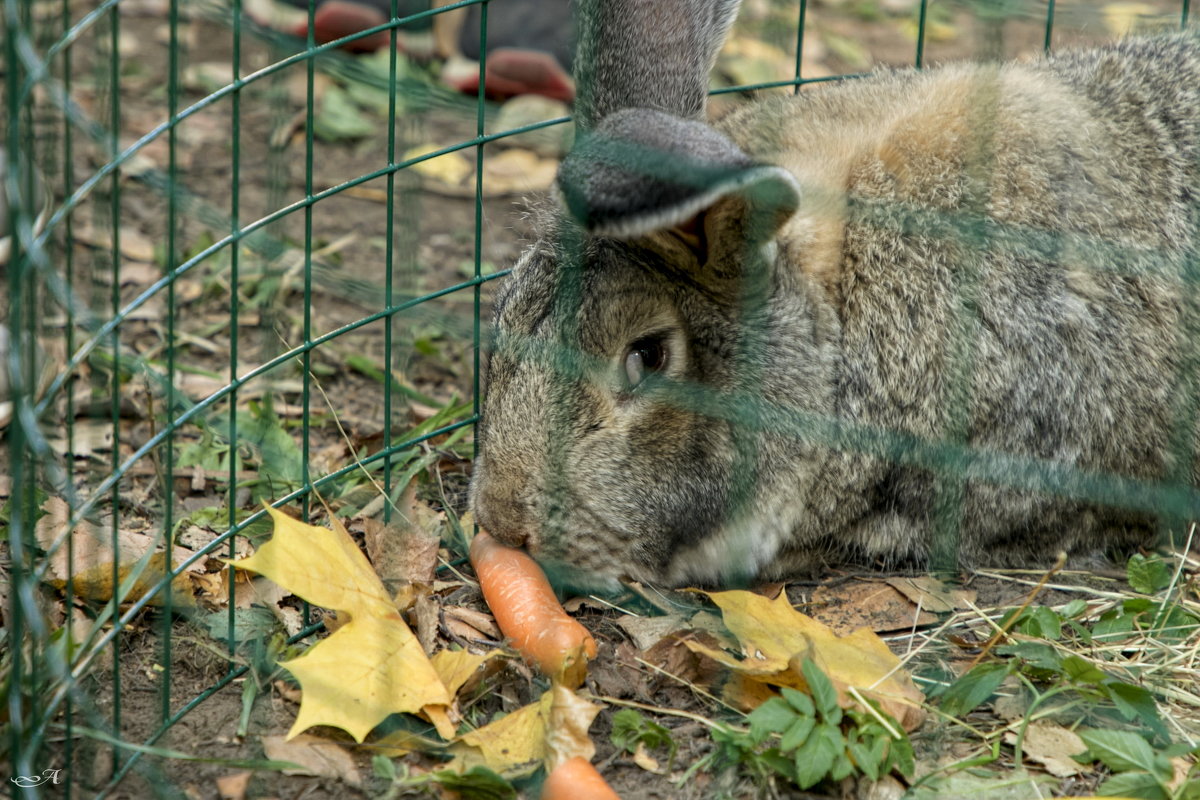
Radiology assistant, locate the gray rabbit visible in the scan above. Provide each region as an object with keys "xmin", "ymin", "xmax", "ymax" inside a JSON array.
[{"xmin": 469, "ymin": 0, "xmax": 1200, "ymax": 588}]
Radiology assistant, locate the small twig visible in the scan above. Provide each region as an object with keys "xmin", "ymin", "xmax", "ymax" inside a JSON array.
[
  {"xmin": 966, "ymin": 551, "xmax": 1067, "ymax": 670},
  {"xmin": 592, "ymin": 694, "xmax": 732, "ymax": 731},
  {"xmin": 631, "ymin": 655, "xmax": 740, "ymax": 714}
]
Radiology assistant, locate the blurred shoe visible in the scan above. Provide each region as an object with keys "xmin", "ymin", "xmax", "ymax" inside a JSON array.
[
  {"xmin": 283, "ymin": 0, "xmax": 433, "ymax": 55},
  {"xmin": 441, "ymin": 47, "xmax": 574, "ymax": 103},
  {"xmin": 438, "ymin": 0, "xmax": 574, "ymax": 101}
]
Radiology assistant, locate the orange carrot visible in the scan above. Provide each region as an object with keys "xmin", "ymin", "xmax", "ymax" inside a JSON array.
[
  {"xmin": 542, "ymin": 757, "xmax": 621, "ymax": 800},
  {"xmin": 469, "ymin": 530, "xmax": 598, "ymax": 686}
]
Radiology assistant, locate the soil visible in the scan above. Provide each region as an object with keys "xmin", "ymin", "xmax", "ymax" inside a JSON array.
[{"xmin": 7, "ymin": 0, "xmax": 1192, "ymax": 798}]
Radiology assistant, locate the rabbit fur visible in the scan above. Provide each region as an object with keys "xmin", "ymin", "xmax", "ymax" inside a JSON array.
[{"xmin": 470, "ymin": 0, "xmax": 1200, "ymax": 589}]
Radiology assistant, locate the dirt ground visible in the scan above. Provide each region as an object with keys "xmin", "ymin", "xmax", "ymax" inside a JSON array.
[{"xmin": 6, "ymin": 0, "xmax": 1195, "ymax": 797}]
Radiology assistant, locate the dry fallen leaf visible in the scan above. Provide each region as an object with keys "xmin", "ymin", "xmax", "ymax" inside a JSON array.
[
  {"xmin": 47, "ymin": 420, "xmax": 114, "ymax": 458},
  {"xmin": 444, "ymin": 605, "xmax": 502, "ymax": 641},
  {"xmin": 35, "ymin": 497, "xmax": 200, "ymax": 605},
  {"xmin": 73, "ymin": 223, "xmax": 157, "ymax": 263},
  {"xmin": 450, "ymin": 690, "xmax": 553, "ymax": 774},
  {"xmin": 616, "ymin": 614, "xmax": 690, "ymax": 651},
  {"xmin": 261, "ymin": 734, "xmax": 362, "ymax": 787},
  {"xmin": 480, "ymin": 148, "xmax": 559, "ymax": 195},
  {"xmin": 884, "ymin": 576, "xmax": 976, "ymax": 614},
  {"xmin": 214, "ymin": 770, "xmax": 251, "ymax": 800},
  {"xmin": 686, "ymin": 590, "xmax": 925, "ymax": 730},
  {"xmin": 362, "ymin": 481, "xmax": 442, "ymax": 586},
  {"xmin": 228, "ymin": 507, "xmax": 453, "ymax": 742},
  {"xmin": 632, "ymin": 741, "xmax": 663, "ymax": 774},
  {"xmin": 544, "ymin": 684, "xmax": 602, "ymax": 771},
  {"xmin": 1003, "ymin": 721, "xmax": 1085, "ymax": 778},
  {"xmin": 811, "ymin": 580, "xmax": 936, "ymax": 634},
  {"xmin": 404, "ymin": 144, "xmax": 473, "ymax": 186}
]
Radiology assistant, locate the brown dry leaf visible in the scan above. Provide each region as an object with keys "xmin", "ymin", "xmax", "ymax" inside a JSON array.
[
  {"xmin": 214, "ymin": 770, "xmax": 251, "ymax": 800},
  {"xmin": 231, "ymin": 570, "xmax": 295, "ymax": 619},
  {"xmin": 414, "ymin": 592, "xmax": 440, "ymax": 654},
  {"xmin": 1003, "ymin": 721, "xmax": 1085, "ymax": 778},
  {"xmin": 228, "ymin": 507, "xmax": 453, "ymax": 742},
  {"xmin": 616, "ymin": 614, "xmax": 690, "ymax": 652},
  {"xmin": 73, "ymin": 223, "xmax": 157, "ymax": 263},
  {"xmin": 191, "ymin": 571, "xmax": 226, "ymax": 608},
  {"xmin": 544, "ymin": 684, "xmax": 602, "ymax": 771},
  {"xmin": 722, "ymin": 672, "xmax": 778, "ymax": 711},
  {"xmin": 640, "ymin": 630, "xmax": 726, "ymax": 693},
  {"xmin": 1168, "ymin": 756, "xmax": 1195, "ymax": 793},
  {"xmin": 811, "ymin": 580, "xmax": 935, "ymax": 634},
  {"xmin": 47, "ymin": 420, "xmax": 114, "ymax": 458},
  {"xmin": 88, "ymin": 260, "xmax": 159, "ymax": 287},
  {"xmin": 992, "ymin": 691, "xmax": 1028, "ymax": 723},
  {"xmin": 35, "ymin": 497, "xmax": 199, "ymax": 606},
  {"xmin": 261, "ymin": 734, "xmax": 362, "ymax": 787},
  {"xmin": 274, "ymin": 679, "xmax": 303, "ymax": 705},
  {"xmin": 480, "ymin": 149, "xmax": 559, "ymax": 195},
  {"xmin": 444, "ymin": 605, "xmax": 501, "ymax": 641},
  {"xmin": 884, "ymin": 576, "xmax": 975, "ymax": 614},
  {"xmin": 362, "ymin": 483, "xmax": 442, "ymax": 586},
  {"xmin": 632, "ymin": 742, "xmax": 662, "ymax": 774},
  {"xmin": 685, "ymin": 590, "xmax": 925, "ymax": 731},
  {"xmin": 450, "ymin": 690, "xmax": 553, "ymax": 774},
  {"xmin": 404, "ymin": 144, "xmax": 473, "ymax": 186}
]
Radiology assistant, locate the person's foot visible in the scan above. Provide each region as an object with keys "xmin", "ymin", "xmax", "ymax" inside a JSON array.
[
  {"xmin": 438, "ymin": 0, "xmax": 574, "ymax": 101},
  {"xmin": 283, "ymin": 0, "xmax": 433, "ymax": 55},
  {"xmin": 441, "ymin": 48, "xmax": 574, "ymax": 103}
]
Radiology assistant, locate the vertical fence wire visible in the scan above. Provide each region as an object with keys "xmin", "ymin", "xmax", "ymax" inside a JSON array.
[
  {"xmin": 226, "ymin": 0, "xmax": 244, "ymax": 669},
  {"xmin": 60, "ymin": 0, "xmax": 77, "ymax": 789},
  {"xmin": 384, "ymin": 0, "xmax": 399, "ymax": 522},
  {"xmin": 474, "ymin": 4, "xmax": 490, "ymax": 441},
  {"xmin": 160, "ymin": 0, "xmax": 181, "ymax": 732},
  {"xmin": 105, "ymin": 0, "xmax": 123, "ymax": 779}
]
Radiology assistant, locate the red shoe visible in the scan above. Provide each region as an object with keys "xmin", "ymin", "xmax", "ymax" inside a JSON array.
[
  {"xmin": 291, "ymin": 0, "xmax": 390, "ymax": 52},
  {"xmin": 442, "ymin": 47, "xmax": 574, "ymax": 103}
]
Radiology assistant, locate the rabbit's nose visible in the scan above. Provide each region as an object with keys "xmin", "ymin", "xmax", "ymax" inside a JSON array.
[{"xmin": 475, "ymin": 489, "xmax": 534, "ymax": 549}]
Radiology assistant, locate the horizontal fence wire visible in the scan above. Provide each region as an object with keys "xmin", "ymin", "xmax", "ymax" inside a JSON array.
[{"xmin": 3, "ymin": 0, "xmax": 1197, "ymax": 797}]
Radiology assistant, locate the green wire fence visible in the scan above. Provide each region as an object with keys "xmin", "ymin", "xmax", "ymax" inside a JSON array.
[{"xmin": 2, "ymin": 0, "xmax": 1195, "ymax": 797}]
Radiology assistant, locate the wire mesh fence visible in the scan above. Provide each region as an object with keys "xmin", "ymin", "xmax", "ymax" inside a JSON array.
[{"xmin": 2, "ymin": 0, "xmax": 1196, "ymax": 796}]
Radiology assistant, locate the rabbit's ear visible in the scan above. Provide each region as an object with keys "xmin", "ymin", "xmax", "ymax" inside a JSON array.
[
  {"xmin": 558, "ymin": 108, "xmax": 800, "ymax": 258},
  {"xmin": 573, "ymin": 0, "xmax": 741, "ymax": 129}
]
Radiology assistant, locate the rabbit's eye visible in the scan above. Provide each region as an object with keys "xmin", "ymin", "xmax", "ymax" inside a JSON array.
[{"xmin": 623, "ymin": 335, "xmax": 668, "ymax": 390}]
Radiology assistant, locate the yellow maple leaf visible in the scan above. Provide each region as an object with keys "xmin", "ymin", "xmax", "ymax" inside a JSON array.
[
  {"xmin": 229, "ymin": 507, "xmax": 453, "ymax": 742},
  {"xmin": 450, "ymin": 690, "xmax": 554, "ymax": 774},
  {"xmin": 447, "ymin": 684, "xmax": 603, "ymax": 777},
  {"xmin": 431, "ymin": 649, "xmax": 500, "ymax": 698},
  {"xmin": 686, "ymin": 590, "xmax": 926, "ymax": 731}
]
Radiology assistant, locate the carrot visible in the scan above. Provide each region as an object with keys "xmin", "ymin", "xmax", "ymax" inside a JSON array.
[
  {"xmin": 542, "ymin": 757, "xmax": 621, "ymax": 800},
  {"xmin": 469, "ymin": 529, "xmax": 598, "ymax": 686}
]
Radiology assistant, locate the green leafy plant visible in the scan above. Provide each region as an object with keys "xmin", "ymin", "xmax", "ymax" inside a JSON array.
[
  {"xmin": 695, "ymin": 659, "xmax": 913, "ymax": 792},
  {"xmin": 1074, "ymin": 729, "xmax": 1199, "ymax": 800},
  {"xmin": 610, "ymin": 708, "xmax": 678, "ymax": 768}
]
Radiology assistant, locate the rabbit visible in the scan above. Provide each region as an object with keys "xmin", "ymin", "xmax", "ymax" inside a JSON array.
[{"xmin": 468, "ymin": 0, "xmax": 1200, "ymax": 589}]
